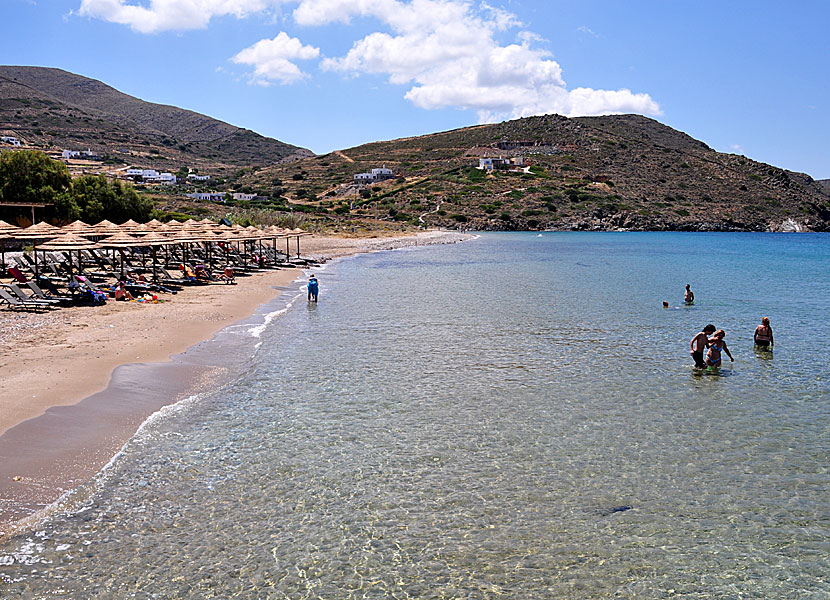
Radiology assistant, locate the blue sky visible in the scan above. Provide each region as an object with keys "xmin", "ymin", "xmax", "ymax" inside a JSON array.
[{"xmin": 2, "ymin": 0, "xmax": 828, "ymax": 179}]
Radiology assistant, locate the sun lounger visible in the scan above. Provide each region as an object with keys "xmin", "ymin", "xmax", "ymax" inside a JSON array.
[
  {"xmin": 8, "ymin": 266, "xmax": 29, "ymax": 283},
  {"xmin": 5, "ymin": 283, "xmax": 62, "ymax": 306},
  {"xmin": 0, "ymin": 288, "xmax": 49, "ymax": 311},
  {"xmin": 26, "ymin": 281, "xmax": 74, "ymax": 304}
]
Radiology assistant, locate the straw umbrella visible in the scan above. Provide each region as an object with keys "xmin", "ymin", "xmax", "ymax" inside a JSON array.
[
  {"xmin": 98, "ymin": 231, "xmax": 143, "ymax": 280},
  {"xmin": 10, "ymin": 222, "xmax": 61, "ymax": 278},
  {"xmin": 37, "ymin": 233, "xmax": 101, "ymax": 278},
  {"xmin": 260, "ymin": 226, "xmax": 287, "ymax": 265},
  {"xmin": 289, "ymin": 228, "xmax": 312, "ymax": 258},
  {"xmin": 131, "ymin": 231, "xmax": 175, "ymax": 283},
  {"xmin": 60, "ymin": 220, "xmax": 92, "ymax": 235},
  {"xmin": 0, "ymin": 220, "xmax": 20, "ymax": 274}
]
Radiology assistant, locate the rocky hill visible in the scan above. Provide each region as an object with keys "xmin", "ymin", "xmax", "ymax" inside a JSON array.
[
  {"xmin": 239, "ymin": 114, "xmax": 829, "ymax": 232},
  {"xmin": 0, "ymin": 66, "xmax": 312, "ymax": 172}
]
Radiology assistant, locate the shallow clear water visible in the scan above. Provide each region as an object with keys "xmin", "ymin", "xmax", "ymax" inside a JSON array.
[{"xmin": 1, "ymin": 232, "xmax": 829, "ymax": 598}]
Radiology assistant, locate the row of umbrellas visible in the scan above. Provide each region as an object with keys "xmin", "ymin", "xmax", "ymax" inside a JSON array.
[{"xmin": 0, "ymin": 218, "xmax": 311, "ymax": 280}]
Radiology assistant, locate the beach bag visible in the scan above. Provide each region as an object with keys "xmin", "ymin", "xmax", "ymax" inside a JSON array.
[{"xmin": 85, "ymin": 288, "xmax": 107, "ymax": 305}]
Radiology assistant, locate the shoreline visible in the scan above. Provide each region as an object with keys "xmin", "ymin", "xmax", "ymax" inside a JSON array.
[{"xmin": 0, "ymin": 230, "xmax": 470, "ymax": 537}]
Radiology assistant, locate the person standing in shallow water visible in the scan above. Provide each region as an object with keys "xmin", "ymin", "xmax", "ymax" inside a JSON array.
[
  {"xmin": 690, "ymin": 324, "xmax": 716, "ymax": 369},
  {"xmin": 684, "ymin": 284, "xmax": 695, "ymax": 304},
  {"xmin": 754, "ymin": 317, "xmax": 774, "ymax": 348},
  {"xmin": 706, "ymin": 329, "xmax": 734, "ymax": 367},
  {"xmin": 307, "ymin": 274, "xmax": 319, "ymax": 302}
]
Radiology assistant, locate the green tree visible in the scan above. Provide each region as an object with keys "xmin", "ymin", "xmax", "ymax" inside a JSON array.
[
  {"xmin": 0, "ymin": 149, "xmax": 71, "ymax": 209},
  {"xmin": 70, "ymin": 175, "xmax": 154, "ymax": 223}
]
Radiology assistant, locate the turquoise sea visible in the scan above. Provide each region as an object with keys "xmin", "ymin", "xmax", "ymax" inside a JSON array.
[{"xmin": 1, "ymin": 232, "xmax": 829, "ymax": 598}]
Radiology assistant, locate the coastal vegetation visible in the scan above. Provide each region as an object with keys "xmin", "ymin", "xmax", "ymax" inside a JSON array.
[{"xmin": 0, "ymin": 150, "xmax": 152, "ymax": 223}]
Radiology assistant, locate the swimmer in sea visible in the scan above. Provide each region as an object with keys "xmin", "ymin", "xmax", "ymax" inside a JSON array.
[
  {"xmin": 705, "ymin": 329, "xmax": 734, "ymax": 367},
  {"xmin": 753, "ymin": 317, "xmax": 774, "ymax": 349},
  {"xmin": 690, "ymin": 324, "xmax": 716, "ymax": 369},
  {"xmin": 684, "ymin": 284, "xmax": 694, "ymax": 304}
]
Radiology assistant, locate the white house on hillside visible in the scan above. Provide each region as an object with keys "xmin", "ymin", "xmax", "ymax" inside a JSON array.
[
  {"xmin": 127, "ymin": 168, "xmax": 176, "ymax": 184},
  {"xmin": 354, "ymin": 166, "xmax": 395, "ymax": 185},
  {"xmin": 478, "ymin": 156, "xmax": 525, "ymax": 172}
]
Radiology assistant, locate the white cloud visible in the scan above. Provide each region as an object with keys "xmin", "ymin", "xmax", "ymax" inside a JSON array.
[
  {"xmin": 233, "ymin": 32, "xmax": 319, "ymax": 84},
  {"xmin": 314, "ymin": 0, "xmax": 661, "ymax": 121},
  {"xmin": 577, "ymin": 25, "xmax": 599, "ymax": 38},
  {"xmin": 78, "ymin": 0, "xmax": 661, "ymax": 120},
  {"xmin": 78, "ymin": 0, "xmax": 284, "ymax": 33}
]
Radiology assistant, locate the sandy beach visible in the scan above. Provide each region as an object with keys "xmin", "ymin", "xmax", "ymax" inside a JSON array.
[{"xmin": 0, "ymin": 230, "xmax": 470, "ymax": 536}]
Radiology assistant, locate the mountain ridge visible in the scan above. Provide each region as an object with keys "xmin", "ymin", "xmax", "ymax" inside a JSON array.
[
  {"xmin": 0, "ymin": 65, "xmax": 312, "ymax": 170},
  {"xmin": 238, "ymin": 113, "xmax": 830, "ymax": 232}
]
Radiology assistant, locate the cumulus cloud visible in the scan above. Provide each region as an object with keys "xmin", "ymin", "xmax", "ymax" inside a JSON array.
[
  {"xmin": 78, "ymin": 0, "xmax": 283, "ymax": 33},
  {"xmin": 232, "ymin": 32, "xmax": 319, "ymax": 84},
  {"xmin": 314, "ymin": 0, "xmax": 660, "ymax": 121},
  {"xmin": 77, "ymin": 0, "xmax": 661, "ymax": 118}
]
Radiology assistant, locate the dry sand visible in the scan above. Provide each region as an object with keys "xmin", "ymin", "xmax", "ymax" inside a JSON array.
[{"xmin": 0, "ymin": 230, "xmax": 470, "ymax": 535}]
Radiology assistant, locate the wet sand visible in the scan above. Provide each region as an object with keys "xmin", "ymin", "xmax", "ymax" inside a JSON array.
[{"xmin": 0, "ymin": 230, "xmax": 470, "ymax": 536}]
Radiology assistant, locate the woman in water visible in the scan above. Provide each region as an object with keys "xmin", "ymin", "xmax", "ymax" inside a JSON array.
[
  {"xmin": 754, "ymin": 317, "xmax": 774, "ymax": 348},
  {"xmin": 706, "ymin": 329, "xmax": 734, "ymax": 367}
]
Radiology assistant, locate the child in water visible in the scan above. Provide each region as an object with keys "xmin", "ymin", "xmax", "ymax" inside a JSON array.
[
  {"xmin": 690, "ymin": 324, "xmax": 716, "ymax": 369},
  {"xmin": 307, "ymin": 274, "xmax": 319, "ymax": 302},
  {"xmin": 705, "ymin": 329, "xmax": 734, "ymax": 367}
]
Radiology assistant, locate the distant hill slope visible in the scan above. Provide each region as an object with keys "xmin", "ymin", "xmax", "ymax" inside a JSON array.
[
  {"xmin": 0, "ymin": 65, "xmax": 312, "ymax": 171},
  {"xmin": 245, "ymin": 113, "xmax": 830, "ymax": 232}
]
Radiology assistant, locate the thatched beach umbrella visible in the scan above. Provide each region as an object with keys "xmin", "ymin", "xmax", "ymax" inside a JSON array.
[
  {"xmin": 37, "ymin": 232, "xmax": 101, "ymax": 277},
  {"xmin": 60, "ymin": 220, "xmax": 92, "ymax": 235},
  {"xmin": 0, "ymin": 220, "xmax": 20, "ymax": 274},
  {"xmin": 132, "ymin": 230, "xmax": 175, "ymax": 282},
  {"xmin": 289, "ymin": 228, "xmax": 312, "ymax": 258},
  {"xmin": 120, "ymin": 219, "xmax": 141, "ymax": 230},
  {"xmin": 99, "ymin": 231, "xmax": 143, "ymax": 279},
  {"xmin": 261, "ymin": 226, "xmax": 289, "ymax": 263},
  {"xmin": 10, "ymin": 221, "xmax": 61, "ymax": 277}
]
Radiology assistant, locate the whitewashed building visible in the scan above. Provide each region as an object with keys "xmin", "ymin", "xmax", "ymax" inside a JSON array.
[
  {"xmin": 187, "ymin": 192, "xmax": 228, "ymax": 202},
  {"xmin": 353, "ymin": 166, "xmax": 395, "ymax": 185},
  {"xmin": 477, "ymin": 156, "xmax": 525, "ymax": 172},
  {"xmin": 128, "ymin": 169, "xmax": 176, "ymax": 184}
]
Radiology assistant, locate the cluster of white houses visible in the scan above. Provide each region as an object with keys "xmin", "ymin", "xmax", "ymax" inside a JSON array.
[
  {"xmin": 353, "ymin": 167, "xmax": 395, "ymax": 185},
  {"xmin": 62, "ymin": 148, "xmax": 100, "ymax": 160},
  {"xmin": 186, "ymin": 192, "xmax": 257, "ymax": 203},
  {"xmin": 1, "ymin": 136, "xmax": 22, "ymax": 146},
  {"xmin": 126, "ymin": 168, "xmax": 177, "ymax": 184}
]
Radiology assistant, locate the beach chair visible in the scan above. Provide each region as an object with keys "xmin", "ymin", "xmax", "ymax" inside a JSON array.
[
  {"xmin": 0, "ymin": 288, "xmax": 48, "ymax": 311},
  {"xmin": 5, "ymin": 283, "xmax": 62, "ymax": 306},
  {"xmin": 26, "ymin": 281, "xmax": 74, "ymax": 304},
  {"xmin": 8, "ymin": 266, "xmax": 28, "ymax": 283}
]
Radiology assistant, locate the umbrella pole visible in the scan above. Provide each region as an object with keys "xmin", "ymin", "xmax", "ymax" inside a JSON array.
[
  {"xmin": 285, "ymin": 237, "xmax": 289, "ymax": 261},
  {"xmin": 120, "ymin": 249, "xmax": 125, "ymax": 280},
  {"xmin": 296, "ymin": 235, "xmax": 300, "ymax": 259},
  {"xmin": 152, "ymin": 246, "xmax": 158, "ymax": 283}
]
